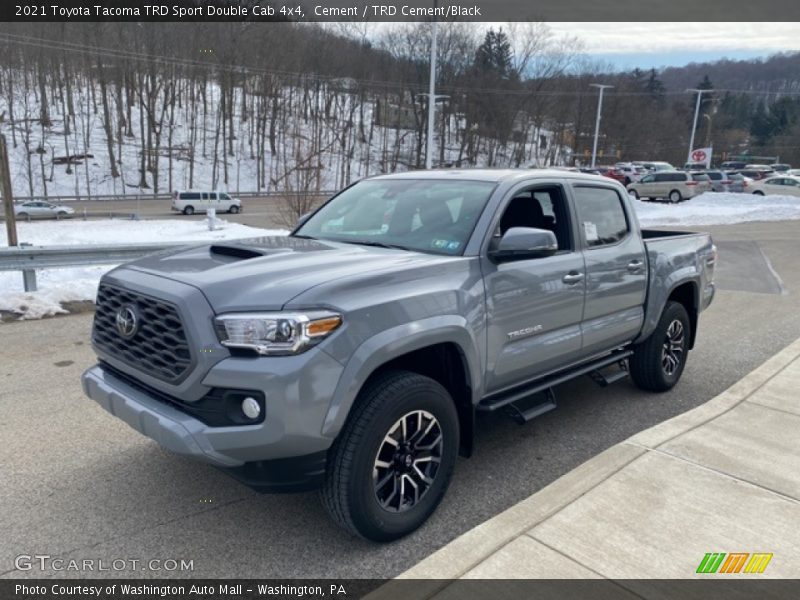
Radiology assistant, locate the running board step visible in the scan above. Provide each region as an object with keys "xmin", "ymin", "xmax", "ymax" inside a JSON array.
[
  {"xmin": 503, "ymin": 389, "xmax": 557, "ymax": 424},
  {"xmin": 477, "ymin": 350, "xmax": 633, "ymax": 413},
  {"xmin": 589, "ymin": 367, "xmax": 629, "ymax": 387}
]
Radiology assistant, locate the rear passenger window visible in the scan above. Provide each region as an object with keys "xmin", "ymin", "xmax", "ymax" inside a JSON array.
[
  {"xmin": 573, "ymin": 187, "xmax": 630, "ymax": 248},
  {"xmin": 181, "ymin": 192, "xmax": 201, "ymax": 200}
]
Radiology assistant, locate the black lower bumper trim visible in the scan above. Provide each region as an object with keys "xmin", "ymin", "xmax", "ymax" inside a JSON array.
[{"xmin": 219, "ymin": 450, "xmax": 328, "ymax": 493}]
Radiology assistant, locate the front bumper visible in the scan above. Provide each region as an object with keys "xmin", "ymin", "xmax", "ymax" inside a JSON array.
[{"xmin": 82, "ymin": 350, "xmax": 344, "ymax": 491}]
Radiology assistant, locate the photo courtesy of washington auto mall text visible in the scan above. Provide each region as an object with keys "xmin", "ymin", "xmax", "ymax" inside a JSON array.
[{"xmin": 2, "ymin": 0, "xmax": 800, "ymax": 599}]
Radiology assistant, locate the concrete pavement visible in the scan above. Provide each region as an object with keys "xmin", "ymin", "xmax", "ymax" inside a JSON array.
[{"xmin": 397, "ymin": 337, "xmax": 800, "ymax": 584}]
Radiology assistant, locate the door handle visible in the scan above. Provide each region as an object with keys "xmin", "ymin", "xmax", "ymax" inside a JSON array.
[
  {"xmin": 562, "ymin": 272, "xmax": 584, "ymax": 285},
  {"xmin": 627, "ymin": 260, "xmax": 644, "ymax": 272}
]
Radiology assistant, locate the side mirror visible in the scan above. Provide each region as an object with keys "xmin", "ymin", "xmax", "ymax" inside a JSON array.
[
  {"xmin": 489, "ymin": 227, "xmax": 558, "ymax": 262},
  {"xmin": 296, "ymin": 212, "xmax": 312, "ymax": 228}
]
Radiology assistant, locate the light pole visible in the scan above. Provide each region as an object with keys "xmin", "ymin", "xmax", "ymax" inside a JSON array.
[
  {"xmin": 590, "ymin": 84, "xmax": 613, "ymax": 168},
  {"xmin": 425, "ymin": 0, "xmax": 439, "ymax": 170},
  {"xmin": 687, "ymin": 88, "xmax": 711, "ymax": 163}
]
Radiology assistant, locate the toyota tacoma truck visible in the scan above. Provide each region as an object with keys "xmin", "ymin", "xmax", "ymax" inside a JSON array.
[{"xmin": 82, "ymin": 169, "xmax": 716, "ymax": 541}]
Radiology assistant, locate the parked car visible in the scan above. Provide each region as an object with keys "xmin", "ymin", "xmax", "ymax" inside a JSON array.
[
  {"xmin": 701, "ymin": 170, "xmax": 728, "ymax": 192},
  {"xmin": 634, "ymin": 161, "xmax": 674, "ymax": 172},
  {"xmin": 627, "ymin": 171, "xmax": 712, "ymax": 202},
  {"xmin": 749, "ymin": 175, "xmax": 800, "ymax": 197},
  {"xmin": 13, "ymin": 201, "xmax": 75, "ymax": 219},
  {"xmin": 171, "ymin": 190, "xmax": 242, "ymax": 215},
  {"xmin": 788, "ymin": 169, "xmax": 800, "ymax": 178},
  {"xmin": 615, "ymin": 163, "xmax": 648, "ymax": 185},
  {"xmin": 733, "ymin": 169, "xmax": 772, "ymax": 181},
  {"xmin": 683, "ymin": 162, "xmax": 709, "ymax": 171},
  {"xmin": 596, "ymin": 166, "xmax": 627, "ymax": 184},
  {"xmin": 724, "ymin": 172, "xmax": 753, "ymax": 193},
  {"xmin": 770, "ymin": 163, "xmax": 791, "ymax": 172},
  {"xmin": 720, "ymin": 161, "xmax": 748, "ymax": 170},
  {"xmin": 82, "ymin": 169, "xmax": 716, "ymax": 541}
]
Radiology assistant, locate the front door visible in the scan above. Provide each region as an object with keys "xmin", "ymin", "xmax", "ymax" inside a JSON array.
[{"xmin": 481, "ymin": 183, "xmax": 586, "ymax": 394}]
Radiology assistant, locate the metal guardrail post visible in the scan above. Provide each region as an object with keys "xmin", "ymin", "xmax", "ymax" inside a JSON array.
[{"xmin": 23, "ymin": 269, "xmax": 37, "ymax": 292}]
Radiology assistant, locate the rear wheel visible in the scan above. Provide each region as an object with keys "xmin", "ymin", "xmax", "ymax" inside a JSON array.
[
  {"xmin": 183, "ymin": 205, "xmax": 195, "ymax": 215},
  {"xmin": 630, "ymin": 301, "xmax": 690, "ymax": 392},
  {"xmin": 753, "ymin": 191, "xmax": 764, "ymax": 196},
  {"xmin": 668, "ymin": 190, "xmax": 682, "ymax": 203},
  {"xmin": 321, "ymin": 370, "xmax": 459, "ymax": 542},
  {"xmin": 628, "ymin": 189, "xmax": 640, "ymax": 199}
]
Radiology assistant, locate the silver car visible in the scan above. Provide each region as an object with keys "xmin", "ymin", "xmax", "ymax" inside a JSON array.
[{"xmin": 14, "ymin": 201, "xmax": 75, "ymax": 219}]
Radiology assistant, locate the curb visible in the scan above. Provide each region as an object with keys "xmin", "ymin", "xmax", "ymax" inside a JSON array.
[{"xmin": 396, "ymin": 336, "xmax": 800, "ymax": 583}]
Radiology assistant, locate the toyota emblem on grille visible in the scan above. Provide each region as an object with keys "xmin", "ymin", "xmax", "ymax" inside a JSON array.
[{"xmin": 115, "ymin": 305, "xmax": 139, "ymax": 338}]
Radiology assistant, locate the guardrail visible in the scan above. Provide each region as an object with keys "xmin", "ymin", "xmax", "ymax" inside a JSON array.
[
  {"xmin": 11, "ymin": 190, "xmax": 337, "ymax": 203},
  {"xmin": 0, "ymin": 242, "xmax": 185, "ymax": 292}
]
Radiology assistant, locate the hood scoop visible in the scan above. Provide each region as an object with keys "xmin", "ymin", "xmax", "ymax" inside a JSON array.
[{"xmin": 209, "ymin": 243, "xmax": 285, "ymax": 260}]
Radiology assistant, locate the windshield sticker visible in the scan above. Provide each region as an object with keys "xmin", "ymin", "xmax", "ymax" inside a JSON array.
[{"xmin": 432, "ymin": 239, "xmax": 460, "ymax": 251}]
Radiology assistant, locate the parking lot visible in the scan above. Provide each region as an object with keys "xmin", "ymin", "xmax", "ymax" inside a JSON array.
[{"xmin": 2, "ymin": 218, "xmax": 800, "ymax": 579}]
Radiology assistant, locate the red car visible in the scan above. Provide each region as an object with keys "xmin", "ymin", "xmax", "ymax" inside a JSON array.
[{"xmin": 594, "ymin": 166, "xmax": 627, "ymax": 183}]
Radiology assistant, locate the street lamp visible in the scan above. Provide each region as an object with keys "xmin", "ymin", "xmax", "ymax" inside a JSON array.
[
  {"xmin": 687, "ymin": 88, "xmax": 712, "ymax": 163},
  {"xmin": 589, "ymin": 84, "xmax": 613, "ymax": 168},
  {"xmin": 425, "ymin": 0, "xmax": 439, "ymax": 170}
]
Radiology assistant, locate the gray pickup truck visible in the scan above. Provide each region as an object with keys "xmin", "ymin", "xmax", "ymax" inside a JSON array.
[{"xmin": 82, "ymin": 169, "xmax": 716, "ymax": 541}]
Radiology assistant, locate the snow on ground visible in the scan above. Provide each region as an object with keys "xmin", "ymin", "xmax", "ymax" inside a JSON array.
[
  {"xmin": 1, "ymin": 191, "xmax": 799, "ymax": 320},
  {"xmin": 635, "ymin": 191, "xmax": 800, "ymax": 227},
  {"xmin": 0, "ymin": 218, "xmax": 287, "ymax": 320}
]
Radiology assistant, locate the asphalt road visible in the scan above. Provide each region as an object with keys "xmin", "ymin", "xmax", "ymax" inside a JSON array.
[
  {"xmin": 2, "ymin": 219, "xmax": 800, "ymax": 579},
  {"xmin": 12, "ymin": 196, "xmax": 328, "ymax": 231}
]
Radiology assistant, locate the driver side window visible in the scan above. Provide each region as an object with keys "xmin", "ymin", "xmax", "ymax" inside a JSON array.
[{"xmin": 495, "ymin": 186, "xmax": 572, "ymax": 252}]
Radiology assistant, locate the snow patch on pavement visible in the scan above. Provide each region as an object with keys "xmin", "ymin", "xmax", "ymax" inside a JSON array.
[{"xmin": 0, "ymin": 219, "xmax": 287, "ymax": 320}]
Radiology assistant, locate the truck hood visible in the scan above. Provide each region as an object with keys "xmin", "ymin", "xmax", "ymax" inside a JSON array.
[{"xmin": 121, "ymin": 236, "xmax": 455, "ymax": 312}]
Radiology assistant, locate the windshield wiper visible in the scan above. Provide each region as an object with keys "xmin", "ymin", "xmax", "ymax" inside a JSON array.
[
  {"xmin": 339, "ymin": 239, "xmax": 412, "ymax": 251},
  {"xmin": 292, "ymin": 234, "xmax": 317, "ymax": 240}
]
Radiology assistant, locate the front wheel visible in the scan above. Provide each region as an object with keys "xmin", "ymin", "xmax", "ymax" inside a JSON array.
[
  {"xmin": 320, "ymin": 370, "xmax": 459, "ymax": 542},
  {"xmin": 228, "ymin": 205, "xmax": 240, "ymax": 214},
  {"xmin": 629, "ymin": 301, "xmax": 690, "ymax": 392},
  {"xmin": 753, "ymin": 191, "xmax": 764, "ymax": 196}
]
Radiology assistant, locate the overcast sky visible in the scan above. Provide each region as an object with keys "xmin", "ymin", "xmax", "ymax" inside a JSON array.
[{"xmin": 547, "ymin": 22, "xmax": 800, "ymax": 68}]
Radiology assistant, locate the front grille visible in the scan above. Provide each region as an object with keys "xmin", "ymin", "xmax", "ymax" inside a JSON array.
[{"xmin": 93, "ymin": 284, "xmax": 193, "ymax": 383}]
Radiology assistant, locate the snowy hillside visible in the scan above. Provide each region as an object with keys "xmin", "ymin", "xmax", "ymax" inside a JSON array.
[{"xmin": 0, "ymin": 75, "xmax": 565, "ymax": 200}]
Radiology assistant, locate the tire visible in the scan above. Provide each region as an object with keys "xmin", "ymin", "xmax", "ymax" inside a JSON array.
[
  {"xmin": 321, "ymin": 370, "xmax": 459, "ymax": 542},
  {"xmin": 668, "ymin": 190, "xmax": 682, "ymax": 203},
  {"xmin": 753, "ymin": 191, "xmax": 764, "ymax": 196},
  {"xmin": 183, "ymin": 205, "xmax": 195, "ymax": 215},
  {"xmin": 629, "ymin": 301, "xmax": 691, "ymax": 392},
  {"xmin": 646, "ymin": 197, "xmax": 654, "ymax": 202},
  {"xmin": 17, "ymin": 212, "xmax": 29, "ymax": 219},
  {"xmin": 628, "ymin": 189, "xmax": 639, "ymax": 199},
  {"xmin": 228, "ymin": 205, "xmax": 240, "ymax": 214}
]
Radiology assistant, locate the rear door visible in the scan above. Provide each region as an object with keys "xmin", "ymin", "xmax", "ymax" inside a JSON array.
[{"xmin": 570, "ymin": 184, "xmax": 648, "ymax": 355}]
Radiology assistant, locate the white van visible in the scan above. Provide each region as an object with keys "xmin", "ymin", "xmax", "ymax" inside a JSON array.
[{"xmin": 171, "ymin": 191, "xmax": 242, "ymax": 215}]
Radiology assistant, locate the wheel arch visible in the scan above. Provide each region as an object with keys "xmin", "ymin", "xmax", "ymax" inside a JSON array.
[
  {"xmin": 322, "ymin": 319, "xmax": 482, "ymax": 458},
  {"xmin": 667, "ymin": 281, "xmax": 699, "ymax": 349}
]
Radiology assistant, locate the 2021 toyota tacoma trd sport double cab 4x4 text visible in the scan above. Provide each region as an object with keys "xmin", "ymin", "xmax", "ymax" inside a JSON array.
[{"xmin": 82, "ymin": 169, "xmax": 716, "ymax": 541}]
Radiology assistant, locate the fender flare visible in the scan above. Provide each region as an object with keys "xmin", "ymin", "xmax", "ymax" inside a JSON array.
[{"xmin": 320, "ymin": 315, "xmax": 482, "ymax": 438}]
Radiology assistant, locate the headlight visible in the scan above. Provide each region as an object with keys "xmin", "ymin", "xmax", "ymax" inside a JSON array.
[{"xmin": 214, "ymin": 311, "xmax": 342, "ymax": 355}]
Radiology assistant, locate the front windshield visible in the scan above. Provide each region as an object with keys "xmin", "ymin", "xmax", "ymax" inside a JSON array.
[{"xmin": 295, "ymin": 179, "xmax": 496, "ymax": 255}]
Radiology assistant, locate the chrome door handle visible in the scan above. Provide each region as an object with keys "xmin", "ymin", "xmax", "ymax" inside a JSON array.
[
  {"xmin": 562, "ymin": 272, "xmax": 584, "ymax": 285},
  {"xmin": 627, "ymin": 260, "xmax": 644, "ymax": 272}
]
